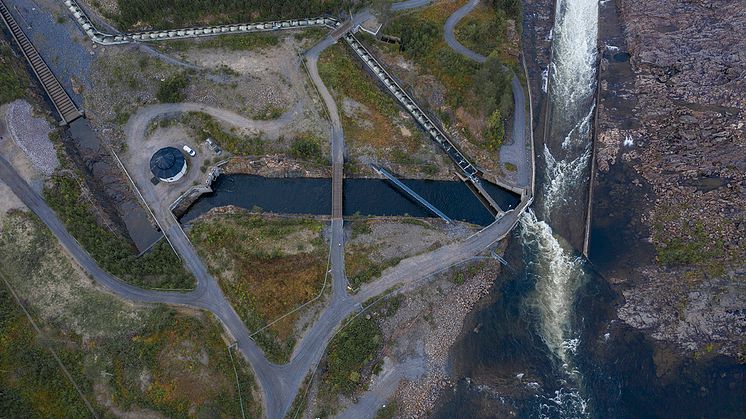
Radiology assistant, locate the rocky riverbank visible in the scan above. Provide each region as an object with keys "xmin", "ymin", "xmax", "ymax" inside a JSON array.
[{"xmin": 594, "ymin": 0, "xmax": 745, "ymax": 358}]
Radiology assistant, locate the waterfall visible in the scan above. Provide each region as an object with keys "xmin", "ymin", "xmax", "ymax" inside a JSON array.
[{"xmin": 519, "ymin": 0, "xmax": 599, "ymax": 415}]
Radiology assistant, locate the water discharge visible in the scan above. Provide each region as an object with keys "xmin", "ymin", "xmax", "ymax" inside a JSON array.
[{"xmin": 523, "ymin": 0, "xmax": 599, "ymax": 415}]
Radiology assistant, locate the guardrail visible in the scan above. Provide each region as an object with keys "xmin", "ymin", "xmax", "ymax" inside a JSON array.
[{"xmin": 62, "ymin": 0, "xmax": 339, "ymax": 45}]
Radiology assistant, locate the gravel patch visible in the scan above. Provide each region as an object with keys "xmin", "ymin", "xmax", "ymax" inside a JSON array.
[{"xmin": 4, "ymin": 100, "xmax": 58, "ymax": 176}]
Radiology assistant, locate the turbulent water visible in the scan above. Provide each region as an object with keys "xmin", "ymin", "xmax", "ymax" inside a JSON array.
[{"xmin": 522, "ymin": 0, "xmax": 600, "ymax": 415}]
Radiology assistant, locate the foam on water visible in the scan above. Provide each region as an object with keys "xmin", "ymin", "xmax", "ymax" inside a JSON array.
[
  {"xmin": 549, "ymin": 0, "xmax": 599, "ymax": 122},
  {"xmin": 520, "ymin": 210, "xmax": 586, "ymax": 364},
  {"xmin": 542, "ymin": 145, "xmax": 592, "ymax": 213}
]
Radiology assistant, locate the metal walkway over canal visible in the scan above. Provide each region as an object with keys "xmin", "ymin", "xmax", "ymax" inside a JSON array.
[
  {"xmin": 373, "ymin": 165, "xmax": 452, "ymax": 223},
  {"xmin": 0, "ymin": 0, "xmax": 83, "ymax": 125}
]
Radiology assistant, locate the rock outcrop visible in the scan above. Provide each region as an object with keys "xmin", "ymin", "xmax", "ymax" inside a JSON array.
[{"xmin": 597, "ymin": 0, "xmax": 745, "ymax": 358}]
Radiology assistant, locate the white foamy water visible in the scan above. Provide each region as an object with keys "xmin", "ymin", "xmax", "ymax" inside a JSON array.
[
  {"xmin": 520, "ymin": 210, "xmax": 586, "ymax": 363},
  {"xmin": 542, "ymin": 144, "xmax": 592, "ymax": 213},
  {"xmin": 520, "ymin": 0, "xmax": 599, "ymax": 415},
  {"xmin": 550, "ymin": 0, "xmax": 599, "ymax": 121}
]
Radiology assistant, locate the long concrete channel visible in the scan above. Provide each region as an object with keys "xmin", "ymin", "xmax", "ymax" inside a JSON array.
[{"xmin": 342, "ymin": 32, "xmax": 507, "ymax": 216}]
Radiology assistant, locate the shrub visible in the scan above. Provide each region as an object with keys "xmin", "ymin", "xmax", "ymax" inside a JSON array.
[
  {"xmin": 289, "ymin": 137, "xmax": 323, "ymax": 163},
  {"xmin": 156, "ymin": 72, "xmax": 189, "ymax": 103}
]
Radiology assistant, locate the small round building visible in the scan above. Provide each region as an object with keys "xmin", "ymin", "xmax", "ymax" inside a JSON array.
[{"xmin": 150, "ymin": 147, "xmax": 187, "ymax": 183}]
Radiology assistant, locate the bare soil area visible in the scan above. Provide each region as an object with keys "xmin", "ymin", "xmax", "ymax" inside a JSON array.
[
  {"xmin": 344, "ymin": 217, "xmax": 478, "ymax": 289},
  {"xmin": 84, "ymin": 32, "xmax": 330, "ymax": 150}
]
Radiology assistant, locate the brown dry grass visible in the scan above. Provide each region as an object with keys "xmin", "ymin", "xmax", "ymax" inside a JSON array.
[{"xmin": 189, "ymin": 210, "xmax": 328, "ymax": 363}]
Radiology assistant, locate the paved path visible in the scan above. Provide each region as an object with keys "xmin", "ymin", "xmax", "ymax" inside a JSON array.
[
  {"xmin": 444, "ymin": 0, "xmax": 531, "ymax": 189},
  {"xmin": 391, "ymin": 0, "xmax": 432, "ymax": 11}
]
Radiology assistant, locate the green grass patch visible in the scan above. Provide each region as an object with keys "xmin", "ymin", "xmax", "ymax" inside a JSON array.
[
  {"xmin": 156, "ymin": 72, "xmax": 189, "ymax": 103},
  {"xmin": 185, "ymin": 112, "xmax": 265, "ymax": 155},
  {"xmin": 44, "ymin": 175, "xmax": 195, "ymax": 289},
  {"xmin": 319, "ymin": 44, "xmax": 399, "ymax": 119},
  {"xmin": 346, "ymin": 247, "xmax": 402, "ymax": 290},
  {"xmin": 375, "ymin": 400, "xmax": 399, "ymax": 419},
  {"xmin": 0, "ymin": 42, "xmax": 29, "ymax": 105},
  {"xmin": 321, "ymin": 315, "xmax": 382, "ymax": 397},
  {"xmin": 166, "ymin": 33, "xmax": 280, "ymax": 52},
  {"xmin": 113, "ymin": 0, "xmax": 355, "ymax": 30},
  {"xmin": 289, "ymin": 135, "xmax": 325, "ymax": 164}
]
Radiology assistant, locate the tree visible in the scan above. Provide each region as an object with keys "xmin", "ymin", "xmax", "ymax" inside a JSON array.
[{"xmin": 486, "ymin": 109, "xmax": 505, "ymax": 150}]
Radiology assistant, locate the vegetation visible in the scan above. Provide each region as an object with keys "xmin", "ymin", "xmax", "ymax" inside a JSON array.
[
  {"xmin": 375, "ymin": 400, "xmax": 399, "ymax": 419},
  {"xmin": 156, "ymin": 71, "xmax": 190, "ymax": 103},
  {"xmin": 656, "ymin": 222, "xmax": 723, "ymax": 267},
  {"xmin": 385, "ymin": 4, "xmax": 481, "ymax": 108},
  {"xmin": 347, "ymin": 247, "xmax": 400, "ymax": 289},
  {"xmin": 0, "ymin": 42, "xmax": 28, "ymax": 105},
  {"xmin": 313, "ymin": 293, "xmax": 403, "ymax": 415},
  {"xmin": 114, "ymin": 0, "xmax": 355, "ymax": 30},
  {"xmin": 344, "ymin": 221, "xmax": 405, "ymax": 290},
  {"xmin": 44, "ymin": 175, "xmax": 195, "ymax": 289},
  {"xmin": 381, "ymin": 2, "xmax": 515, "ymax": 156},
  {"xmin": 321, "ymin": 315, "xmax": 382, "ymax": 397},
  {"xmin": 185, "ymin": 112, "xmax": 266, "ymax": 155},
  {"xmin": 165, "ymin": 33, "xmax": 279, "ymax": 52},
  {"xmin": 103, "ymin": 307, "xmax": 259, "ymax": 417},
  {"xmin": 455, "ymin": 0, "xmax": 522, "ymax": 60},
  {"xmin": 0, "ymin": 279, "xmax": 93, "ymax": 417},
  {"xmin": 318, "ymin": 44, "xmax": 434, "ymax": 176},
  {"xmin": 289, "ymin": 135, "xmax": 325, "ymax": 164},
  {"xmin": 0, "ymin": 211, "xmax": 259, "ymax": 417},
  {"xmin": 189, "ymin": 212, "xmax": 328, "ymax": 363}
]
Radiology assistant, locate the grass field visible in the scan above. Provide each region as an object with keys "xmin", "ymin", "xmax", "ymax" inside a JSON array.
[
  {"xmin": 0, "ymin": 210, "xmax": 260, "ymax": 417},
  {"xmin": 0, "ymin": 42, "xmax": 28, "ymax": 106},
  {"xmin": 189, "ymin": 211, "xmax": 328, "ymax": 363}
]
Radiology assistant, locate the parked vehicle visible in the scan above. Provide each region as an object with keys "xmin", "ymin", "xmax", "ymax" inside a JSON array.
[{"xmin": 183, "ymin": 145, "xmax": 196, "ymax": 157}]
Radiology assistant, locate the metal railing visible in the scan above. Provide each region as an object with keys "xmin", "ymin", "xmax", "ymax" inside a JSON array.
[{"xmin": 62, "ymin": 0, "xmax": 339, "ymax": 45}]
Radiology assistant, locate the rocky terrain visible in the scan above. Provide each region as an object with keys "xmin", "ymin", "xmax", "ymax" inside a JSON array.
[{"xmin": 595, "ymin": 0, "xmax": 745, "ymax": 358}]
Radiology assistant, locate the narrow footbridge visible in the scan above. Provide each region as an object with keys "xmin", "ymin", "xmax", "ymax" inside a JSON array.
[
  {"xmin": 63, "ymin": 0, "xmax": 339, "ymax": 45},
  {"xmin": 0, "ymin": 0, "xmax": 83, "ymax": 125},
  {"xmin": 373, "ymin": 164, "xmax": 452, "ymax": 223}
]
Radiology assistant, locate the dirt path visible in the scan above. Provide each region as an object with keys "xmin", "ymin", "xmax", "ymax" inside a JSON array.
[{"xmin": 444, "ymin": 0, "xmax": 531, "ymax": 189}]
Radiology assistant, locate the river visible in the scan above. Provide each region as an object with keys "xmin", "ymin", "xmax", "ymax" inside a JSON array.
[{"xmin": 435, "ymin": 0, "xmax": 744, "ymax": 417}]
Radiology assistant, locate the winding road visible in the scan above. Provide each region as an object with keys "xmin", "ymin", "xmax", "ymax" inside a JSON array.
[
  {"xmin": 0, "ymin": 0, "xmax": 534, "ymax": 417},
  {"xmin": 444, "ymin": 0, "xmax": 531, "ymax": 189}
]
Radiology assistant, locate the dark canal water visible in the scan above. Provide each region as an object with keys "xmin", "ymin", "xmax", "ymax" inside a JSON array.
[{"xmin": 179, "ymin": 174, "xmax": 520, "ymax": 226}]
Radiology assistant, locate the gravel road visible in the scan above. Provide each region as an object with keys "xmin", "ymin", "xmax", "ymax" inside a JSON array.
[{"xmin": 444, "ymin": 0, "xmax": 531, "ymax": 189}]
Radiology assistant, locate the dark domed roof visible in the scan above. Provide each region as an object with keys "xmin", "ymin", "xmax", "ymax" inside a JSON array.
[{"xmin": 150, "ymin": 147, "xmax": 185, "ymax": 179}]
